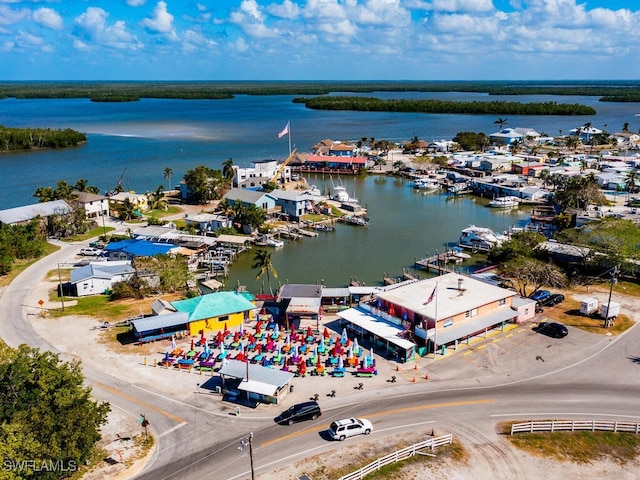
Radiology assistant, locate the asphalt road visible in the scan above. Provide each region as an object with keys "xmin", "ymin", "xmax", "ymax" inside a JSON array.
[{"xmin": 1, "ymin": 241, "xmax": 639, "ymax": 480}]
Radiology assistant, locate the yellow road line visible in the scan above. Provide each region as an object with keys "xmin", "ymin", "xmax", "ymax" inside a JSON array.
[
  {"xmin": 476, "ymin": 344, "xmax": 486, "ymax": 350},
  {"xmin": 260, "ymin": 398, "xmax": 495, "ymax": 447},
  {"xmin": 94, "ymin": 381, "xmax": 187, "ymax": 424}
]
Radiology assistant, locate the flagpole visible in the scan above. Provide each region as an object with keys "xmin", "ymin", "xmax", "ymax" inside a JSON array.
[
  {"xmin": 288, "ymin": 121, "xmax": 291, "ymax": 156},
  {"xmin": 433, "ymin": 282, "xmax": 438, "ymax": 359}
]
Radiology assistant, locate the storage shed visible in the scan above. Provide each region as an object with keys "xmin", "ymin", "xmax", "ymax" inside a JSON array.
[{"xmin": 579, "ymin": 297, "xmax": 599, "ymax": 316}]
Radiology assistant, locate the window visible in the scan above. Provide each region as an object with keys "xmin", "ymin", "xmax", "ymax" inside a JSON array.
[
  {"xmin": 499, "ymin": 298, "xmax": 506, "ymax": 306},
  {"xmin": 465, "ymin": 308, "xmax": 478, "ymax": 318},
  {"xmin": 219, "ymin": 315, "xmax": 229, "ymax": 322}
]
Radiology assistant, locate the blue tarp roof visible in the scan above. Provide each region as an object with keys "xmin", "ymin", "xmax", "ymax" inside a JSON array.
[{"xmin": 104, "ymin": 239, "xmax": 175, "ymax": 257}]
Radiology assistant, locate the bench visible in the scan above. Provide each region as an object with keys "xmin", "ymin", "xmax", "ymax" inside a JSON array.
[
  {"xmin": 356, "ymin": 368, "xmax": 376, "ymax": 377},
  {"xmin": 356, "ymin": 372, "xmax": 374, "ymax": 377},
  {"xmin": 332, "ymin": 371, "xmax": 345, "ymax": 377}
]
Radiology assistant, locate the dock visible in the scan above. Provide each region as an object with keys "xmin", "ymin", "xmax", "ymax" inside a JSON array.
[{"xmin": 414, "ymin": 251, "xmax": 462, "ymax": 274}]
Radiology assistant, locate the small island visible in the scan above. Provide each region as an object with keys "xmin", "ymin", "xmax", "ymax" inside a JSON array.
[{"xmin": 0, "ymin": 126, "xmax": 87, "ymax": 152}]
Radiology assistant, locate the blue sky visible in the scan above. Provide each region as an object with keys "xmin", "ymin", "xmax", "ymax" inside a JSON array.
[{"xmin": 1, "ymin": 0, "xmax": 639, "ymax": 81}]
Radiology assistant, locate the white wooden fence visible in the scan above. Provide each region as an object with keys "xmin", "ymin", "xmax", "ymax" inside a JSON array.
[
  {"xmin": 338, "ymin": 434, "xmax": 453, "ymax": 480},
  {"xmin": 511, "ymin": 420, "xmax": 640, "ymax": 435}
]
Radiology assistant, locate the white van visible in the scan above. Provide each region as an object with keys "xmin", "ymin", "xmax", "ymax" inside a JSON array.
[{"xmin": 327, "ymin": 418, "xmax": 373, "ymax": 441}]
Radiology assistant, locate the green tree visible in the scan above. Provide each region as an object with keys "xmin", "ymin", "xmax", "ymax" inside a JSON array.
[
  {"xmin": 148, "ymin": 185, "xmax": 168, "ymax": 211},
  {"xmin": 163, "ymin": 167, "xmax": 173, "ymax": 191},
  {"xmin": 33, "ymin": 186, "xmax": 56, "ymax": 203},
  {"xmin": 222, "ymin": 158, "xmax": 235, "ymax": 182},
  {"xmin": 252, "ymin": 248, "xmax": 278, "ymax": 297},
  {"xmin": 0, "ymin": 343, "xmax": 110, "ymax": 480},
  {"xmin": 183, "ymin": 165, "xmax": 220, "ymax": 204},
  {"xmin": 494, "ymin": 117, "xmax": 508, "ymax": 131},
  {"xmin": 117, "ymin": 198, "xmax": 136, "ymax": 221},
  {"xmin": 501, "ymin": 258, "xmax": 567, "ymax": 297},
  {"xmin": 488, "ymin": 231, "xmax": 546, "ymax": 263}
]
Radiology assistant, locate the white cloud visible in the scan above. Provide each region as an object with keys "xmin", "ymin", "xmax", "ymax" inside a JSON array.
[
  {"xmin": 303, "ymin": 0, "xmax": 348, "ymax": 21},
  {"xmin": 15, "ymin": 30, "xmax": 52, "ymax": 52},
  {"xmin": 0, "ymin": 5, "xmax": 29, "ymax": 25},
  {"xmin": 240, "ymin": 0, "xmax": 264, "ymax": 21},
  {"xmin": 141, "ymin": 1, "xmax": 178, "ymax": 40},
  {"xmin": 181, "ymin": 28, "xmax": 216, "ymax": 52},
  {"xmin": 267, "ymin": 0, "xmax": 300, "ymax": 20},
  {"xmin": 33, "ymin": 7, "xmax": 63, "ymax": 30},
  {"xmin": 234, "ymin": 37, "xmax": 248, "ymax": 52},
  {"xmin": 74, "ymin": 7, "xmax": 143, "ymax": 50},
  {"xmin": 353, "ymin": 0, "xmax": 411, "ymax": 27},
  {"xmin": 126, "ymin": 0, "xmax": 147, "ymax": 6},
  {"xmin": 425, "ymin": 0, "xmax": 494, "ymax": 13}
]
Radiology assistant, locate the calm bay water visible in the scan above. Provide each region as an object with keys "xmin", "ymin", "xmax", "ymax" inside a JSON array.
[{"xmin": 1, "ymin": 91, "xmax": 638, "ymax": 288}]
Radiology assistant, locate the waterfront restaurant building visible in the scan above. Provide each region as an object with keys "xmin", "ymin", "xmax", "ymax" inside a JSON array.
[
  {"xmin": 339, "ymin": 273, "xmax": 518, "ymax": 359},
  {"xmin": 171, "ymin": 291, "xmax": 257, "ymax": 335}
]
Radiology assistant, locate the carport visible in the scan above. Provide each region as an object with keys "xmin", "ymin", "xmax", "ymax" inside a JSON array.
[{"xmin": 217, "ymin": 360, "xmax": 295, "ymax": 404}]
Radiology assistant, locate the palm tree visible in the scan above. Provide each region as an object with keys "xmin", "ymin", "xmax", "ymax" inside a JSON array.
[
  {"xmin": 625, "ymin": 169, "xmax": 638, "ymax": 200},
  {"xmin": 222, "ymin": 158, "xmax": 235, "ymax": 183},
  {"xmin": 494, "ymin": 118, "xmax": 508, "ymax": 131},
  {"xmin": 163, "ymin": 167, "xmax": 173, "ymax": 192},
  {"xmin": 148, "ymin": 185, "xmax": 168, "ymax": 211},
  {"xmin": 252, "ymin": 249, "xmax": 278, "ymax": 297}
]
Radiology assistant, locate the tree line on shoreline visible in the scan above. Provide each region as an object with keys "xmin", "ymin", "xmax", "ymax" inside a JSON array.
[
  {"xmin": 294, "ymin": 96, "xmax": 596, "ymax": 116},
  {"xmin": 0, "ymin": 126, "xmax": 86, "ymax": 152},
  {"xmin": 1, "ymin": 81, "xmax": 639, "ymax": 102}
]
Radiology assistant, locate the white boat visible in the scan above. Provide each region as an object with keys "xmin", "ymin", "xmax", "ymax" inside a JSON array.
[
  {"xmin": 459, "ymin": 225, "xmax": 508, "ymax": 251},
  {"xmin": 331, "ymin": 185, "xmax": 358, "ymax": 204},
  {"xmin": 267, "ymin": 237, "xmax": 284, "ymax": 248},
  {"xmin": 413, "ymin": 178, "xmax": 440, "ymax": 190},
  {"xmin": 489, "ymin": 196, "xmax": 520, "ymax": 208}
]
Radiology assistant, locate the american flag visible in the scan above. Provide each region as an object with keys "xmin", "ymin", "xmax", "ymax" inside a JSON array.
[
  {"xmin": 423, "ymin": 286, "xmax": 436, "ymax": 305},
  {"xmin": 278, "ymin": 122, "xmax": 289, "ymax": 138}
]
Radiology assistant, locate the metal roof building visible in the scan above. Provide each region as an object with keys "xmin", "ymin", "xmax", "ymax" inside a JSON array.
[{"xmin": 218, "ymin": 359, "xmax": 295, "ymax": 404}]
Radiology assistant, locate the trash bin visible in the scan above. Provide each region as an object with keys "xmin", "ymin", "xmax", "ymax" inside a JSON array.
[{"xmin": 289, "ymin": 384, "xmax": 294, "ymax": 393}]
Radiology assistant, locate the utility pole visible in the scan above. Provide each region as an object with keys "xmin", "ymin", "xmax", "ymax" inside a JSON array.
[
  {"xmin": 57, "ymin": 263, "xmax": 65, "ymax": 312},
  {"xmin": 238, "ymin": 432, "xmax": 255, "ymax": 480},
  {"xmin": 604, "ymin": 266, "xmax": 619, "ymax": 328}
]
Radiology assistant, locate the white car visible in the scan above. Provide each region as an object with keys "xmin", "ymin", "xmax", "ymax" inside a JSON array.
[
  {"xmin": 328, "ymin": 417, "xmax": 373, "ymax": 441},
  {"xmin": 78, "ymin": 247, "xmax": 101, "ymax": 256}
]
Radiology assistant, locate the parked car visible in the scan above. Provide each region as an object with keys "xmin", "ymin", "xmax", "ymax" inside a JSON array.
[
  {"xmin": 542, "ymin": 294, "xmax": 565, "ymax": 307},
  {"xmin": 89, "ymin": 240, "xmax": 106, "ymax": 249},
  {"xmin": 78, "ymin": 247, "xmax": 101, "ymax": 256},
  {"xmin": 529, "ymin": 290, "xmax": 551, "ymax": 302},
  {"xmin": 328, "ymin": 417, "xmax": 373, "ymax": 441},
  {"xmin": 275, "ymin": 401, "xmax": 321, "ymax": 426},
  {"xmin": 534, "ymin": 321, "xmax": 568, "ymax": 338}
]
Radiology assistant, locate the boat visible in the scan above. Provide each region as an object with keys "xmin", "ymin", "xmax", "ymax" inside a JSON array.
[
  {"xmin": 331, "ymin": 185, "xmax": 358, "ymax": 204},
  {"xmin": 312, "ymin": 224, "xmax": 335, "ymax": 232},
  {"xmin": 451, "ymin": 246, "xmax": 471, "ymax": 259},
  {"xmin": 413, "ymin": 178, "xmax": 440, "ymax": 190},
  {"xmin": 458, "ymin": 225, "xmax": 508, "ymax": 251},
  {"xmin": 489, "ymin": 196, "xmax": 520, "ymax": 208},
  {"xmin": 267, "ymin": 237, "xmax": 284, "ymax": 248},
  {"xmin": 342, "ymin": 215, "xmax": 369, "ymax": 226}
]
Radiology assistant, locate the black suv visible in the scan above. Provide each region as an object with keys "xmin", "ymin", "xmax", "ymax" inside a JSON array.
[
  {"xmin": 275, "ymin": 401, "xmax": 322, "ymax": 426},
  {"xmin": 535, "ymin": 321, "xmax": 568, "ymax": 338},
  {"xmin": 542, "ymin": 294, "xmax": 565, "ymax": 307}
]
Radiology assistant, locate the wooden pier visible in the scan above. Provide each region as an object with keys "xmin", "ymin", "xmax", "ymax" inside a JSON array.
[{"xmin": 414, "ymin": 251, "xmax": 462, "ymax": 274}]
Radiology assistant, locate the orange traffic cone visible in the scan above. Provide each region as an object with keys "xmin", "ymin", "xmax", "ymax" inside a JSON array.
[
  {"xmin": 412, "ymin": 377, "xmax": 416, "ymax": 383},
  {"xmin": 425, "ymin": 373, "xmax": 429, "ymax": 380},
  {"xmin": 414, "ymin": 363, "xmax": 418, "ymax": 370}
]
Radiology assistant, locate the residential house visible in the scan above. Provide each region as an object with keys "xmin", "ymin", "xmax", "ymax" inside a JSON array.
[
  {"xmin": 328, "ymin": 143, "xmax": 356, "ymax": 157},
  {"xmin": 479, "ymin": 156, "xmax": 515, "ymax": 172},
  {"xmin": 611, "ymin": 131, "xmax": 640, "ymax": 146},
  {"xmin": 569, "ymin": 125, "xmax": 603, "ymax": 142},
  {"xmin": 233, "ymin": 158, "xmax": 292, "ymax": 188},
  {"xmin": 0, "ymin": 200, "xmax": 72, "ymax": 226},
  {"xmin": 73, "ymin": 191, "xmax": 109, "ymax": 220},
  {"xmin": 519, "ymin": 185, "xmax": 551, "ymax": 202},
  {"xmin": 184, "ymin": 213, "xmax": 232, "ymax": 233},
  {"xmin": 511, "ymin": 162, "xmax": 547, "ymax": 177},
  {"xmin": 269, "ymin": 189, "xmax": 319, "ymax": 221},
  {"xmin": 70, "ymin": 260, "xmax": 136, "ymax": 297},
  {"xmin": 489, "ymin": 127, "xmax": 540, "ymax": 145},
  {"xmin": 171, "ymin": 291, "xmax": 257, "ymax": 335},
  {"xmin": 223, "ymin": 188, "xmax": 279, "ymax": 217},
  {"xmin": 596, "ymin": 172, "xmax": 626, "ymax": 190},
  {"xmin": 427, "ymin": 140, "xmax": 456, "ymax": 153},
  {"xmin": 109, "ymin": 192, "xmax": 149, "ymax": 214}
]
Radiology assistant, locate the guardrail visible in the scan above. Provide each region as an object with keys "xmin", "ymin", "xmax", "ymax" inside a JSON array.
[
  {"xmin": 338, "ymin": 434, "xmax": 453, "ymax": 480},
  {"xmin": 511, "ymin": 420, "xmax": 640, "ymax": 435}
]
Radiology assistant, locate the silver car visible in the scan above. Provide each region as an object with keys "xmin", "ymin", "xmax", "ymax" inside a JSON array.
[{"xmin": 328, "ymin": 417, "xmax": 373, "ymax": 441}]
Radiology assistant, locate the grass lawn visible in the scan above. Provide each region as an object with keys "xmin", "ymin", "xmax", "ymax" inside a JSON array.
[
  {"xmin": 63, "ymin": 226, "xmax": 115, "ymax": 243},
  {"xmin": 145, "ymin": 205, "xmax": 181, "ymax": 219},
  {"xmin": 503, "ymin": 423, "xmax": 640, "ymax": 465},
  {"xmin": 544, "ymin": 297, "xmax": 633, "ymax": 335},
  {"xmin": 0, "ymin": 243, "xmax": 60, "ymax": 288},
  {"xmin": 47, "ymin": 292, "xmax": 152, "ymax": 321}
]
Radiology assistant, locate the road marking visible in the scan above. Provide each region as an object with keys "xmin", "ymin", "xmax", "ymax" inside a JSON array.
[
  {"xmin": 93, "ymin": 381, "xmax": 187, "ymax": 424},
  {"xmin": 158, "ymin": 422, "xmax": 188, "ymax": 438},
  {"xmin": 476, "ymin": 344, "xmax": 486, "ymax": 350},
  {"xmin": 462, "ymin": 350, "xmax": 473, "ymax": 356},
  {"xmin": 505, "ymin": 333, "xmax": 513, "ymax": 338},
  {"xmin": 260, "ymin": 399, "xmax": 494, "ymax": 447}
]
